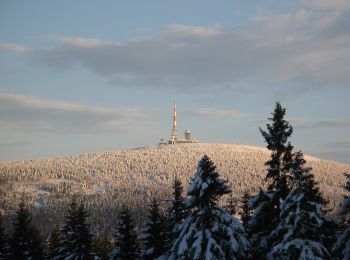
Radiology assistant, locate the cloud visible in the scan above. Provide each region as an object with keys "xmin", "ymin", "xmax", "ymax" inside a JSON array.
[
  {"xmin": 313, "ymin": 150, "xmax": 350, "ymax": 164},
  {"xmin": 187, "ymin": 108, "xmax": 246, "ymax": 118},
  {"xmin": 322, "ymin": 140, "xmax": 350, "ymax": 150},
  {"xmin": 0, "ymin": 92, "xmax": 144, "ymax": 133},
  {"xmin": 4, "ymin": 1, "xmax": 347, "ymax": 97},
  {"xmin": 297, "ymin": 118, "xmax": 350, "ymax": 129},
  {"xmin": 300, "ymin": 0, "xmax": 350, "ymax": 12},
  {"xmin": 51, "ymin": 35, "xmax": 113, "ymax": 48},
  {"xmin": 315, "ymin": 140, "xmax": 350, "ymax": 164},
  {"xmin": 0, "ymin": 43, "xmax": 30, "ymax": 53}
]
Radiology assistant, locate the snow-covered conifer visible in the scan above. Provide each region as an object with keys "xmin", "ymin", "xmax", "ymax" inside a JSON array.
[
  {"xmin": 168, "ymin": 175, "xmax": 190, "ymax": 241},
  {"xmin": 169, "ymin": 155, "xmax": 250, "ymax": 259},
  {"xmin": 9, "ymin": 200, "xmax": 43, "ymax": 259},
  {"xmin": 268, "ymin": 151, "xmax": 330, "ymax": 259},
  {"xmin": 249, "ymin": 102, "xmax": 294, "ymax": 257},
  {"xmin": 61, "ymin": 199, "xmax": 95, "ymax": 259},
  {"xmin": 110, "ymin": 205, "xmax": 140, "ymax": 260},
  {"xmin": 44, "ymin": 226, "xmax": 62, "ymax": 259},
  {"xmin": 332, "ymin": 173, "xmax": 350, "ymax": 259},
  {"xmin": 141, "ymin": 198, "xmax": 168, "ymax": 259}
]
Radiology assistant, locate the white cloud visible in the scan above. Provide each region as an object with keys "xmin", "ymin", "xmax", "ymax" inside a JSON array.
[
  {"xmin": 0, "ymin": 92, "xmax": 144, "ymax": 133},
  {"xmin": 188, "ymin": 108, "xmax": 245, "ymax": 118},
  {"xmin": 300, "ymin": 0, "xmax": 350, "ymax": 12},
  {"xmin": 164, "ymin": 24, "xmax": 221, "ymax": 37},
  {"xmin": 32, "ymin": 10, "xmax": 347, "ymax": 95},
  {"xmin": 52, "ymin": 35, "xmax": 113, "ymax": 48},
  {"xmin": 0, "ymin": 43, "xmax": 30, "ymax": 53},
  {"xmin": 3, "ymin": 1, "xmax": 347, "ymax": 98}
]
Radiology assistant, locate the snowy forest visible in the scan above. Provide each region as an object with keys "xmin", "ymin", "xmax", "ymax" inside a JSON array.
[{"xmin": 1, "ymin": 102, "xmax": 350, "ymax": 259}]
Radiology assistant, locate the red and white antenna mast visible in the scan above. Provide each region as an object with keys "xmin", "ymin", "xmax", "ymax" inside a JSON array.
[{"xmin": 171, "ymin": 101, "xmax": 177, "ymax": 143}]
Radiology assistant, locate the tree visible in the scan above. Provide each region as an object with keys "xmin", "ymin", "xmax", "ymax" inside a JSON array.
[
  {"xmin": 169, "ymin": 155, "xmax": 250, "ymax": 259},
  {"xmin": 268, "ymin": 151, "xmax": 330, "ymax": 259},
  {"xmin": 61, "ymin": 199, "xmax": 95, "ymax": 259},
  {"xmin": 259, "ymin": 102, "xmax": 294, "ymax": 197},
  {"xmin": 93, "ymin": 236, "xmax": 112, "ymax": 260},
  {"xmin": 0, "ymin": 215, "xmax": 9, "ymax": 258},
  {"xmin": 332, "ymin": 173, "xmax": 350, "ymax": 259},
  {"xmin": 240, "ymin": 191, "xmax": 252, "ymax": 231},
  {"xmin": 249, "ymin": 102, "xmax": 294, "ymax": 257},
  {"xmin": 225, "ymin": 192, "xmax": 237, "ymax": 216},
  {"xmin": 168, "ymin": 175, "xmax": 189, "ymax": 241},
  {"xmin": 44, "ymin": 226, "xmax": 62, "ymax": 259},
  {"xmin": 9, "ymin": 200, "xmax": 43, "ymax": 259},
  {"xmin": 141, "ymin": 198, "xmax": 168, "ymax": 259},
  {"xmin": 110, "ymin": 205, "xmax": 140, "ymax": 260}
]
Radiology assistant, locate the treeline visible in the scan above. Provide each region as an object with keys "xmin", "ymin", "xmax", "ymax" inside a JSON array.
[{"xmin": 1, "ymin": 103, "xmax": 350, "ymax": 259}]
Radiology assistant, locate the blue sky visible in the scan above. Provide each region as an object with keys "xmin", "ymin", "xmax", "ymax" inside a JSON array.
[{"xmin": 0, "ymin": 0, "xmax": 349, "ymax": 164}]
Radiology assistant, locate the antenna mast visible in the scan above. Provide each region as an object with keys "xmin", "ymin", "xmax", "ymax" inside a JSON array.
[{"xmin": 171, "ymin": 101, "xmax": 177, "ymax": 143}]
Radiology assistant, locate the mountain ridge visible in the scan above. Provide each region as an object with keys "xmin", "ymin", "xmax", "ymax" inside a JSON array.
[{"xmin": 1, "ymin": 143, "xmax": 349, "ymax": 235}]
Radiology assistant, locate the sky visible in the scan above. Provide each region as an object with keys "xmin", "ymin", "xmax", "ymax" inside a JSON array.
[{"xmin": 0, "ymin": 0, "xmax": 349, "ymax": 164}]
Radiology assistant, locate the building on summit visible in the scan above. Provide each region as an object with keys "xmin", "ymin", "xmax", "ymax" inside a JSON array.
[{"xmin": 159, "ymin": 103, "xmax": 199, "ymax": 145}]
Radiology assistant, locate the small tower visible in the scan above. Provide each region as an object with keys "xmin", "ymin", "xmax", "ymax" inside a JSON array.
[{"xmin": 184, "ymin": 130, "xmax": 191, "ymax": 141}]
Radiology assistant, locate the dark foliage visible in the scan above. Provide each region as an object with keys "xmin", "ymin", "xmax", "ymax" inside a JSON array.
[
  {"xmin": 111, "ymin": 205, "xmax": 140, "ymax": 260},
  {"xmin": 141, "ymin": 198, "xmax": 168, "ymax": 260},
  {"xmin": 60, "ymin": 199, "xmax": 94, "ymax": 259},
  {"xmin": 9, "ymin": 200, "xmax": 43, "ymax": 259}
]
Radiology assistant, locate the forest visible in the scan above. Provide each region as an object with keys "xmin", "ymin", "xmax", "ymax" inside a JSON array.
[{"xmin": 1, "ymin": 102, "xmax": 350, "ymax": 259}]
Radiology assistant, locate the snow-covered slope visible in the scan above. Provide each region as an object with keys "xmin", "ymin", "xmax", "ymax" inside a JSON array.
[{"xmin": 1, "ymin": 143, "xmax": 349, "ymax": 235}]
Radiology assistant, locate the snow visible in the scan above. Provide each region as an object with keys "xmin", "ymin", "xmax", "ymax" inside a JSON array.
[
  {"xmin": 170, "ymin": 208, "xmax": 250, "ymax": 259},
  {"xmin": 0, "ymin": 143, "xmax": 348, "ymax": 236},
  {"xmin": 268, "ymin": 239, "xmax": 329, "ymax": 260}
]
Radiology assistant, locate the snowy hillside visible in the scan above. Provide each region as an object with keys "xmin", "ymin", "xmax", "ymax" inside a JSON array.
[{"xmin": 1, "ymin": 143, "xmax": 349, "ymax": 235}]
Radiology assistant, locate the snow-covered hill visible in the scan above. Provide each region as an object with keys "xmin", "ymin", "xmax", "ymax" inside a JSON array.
[{"xmin": 1, "ymin": 143, "xmax": 349, "ymax": 235}]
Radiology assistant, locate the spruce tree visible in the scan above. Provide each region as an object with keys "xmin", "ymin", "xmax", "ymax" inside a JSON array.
[
  {"xmin": 31, "ymin": 227, "xmax": 44, "ymax": 260},
  {"xmin": 268, "ymin": 151, "xmax": 330, "ymax": 259},
  {"xmin": 93, "ymin": 236, "xmax": 112, "ymax": 260},
  {"xmin": 0, "ymin": 215, "xmax": 9, "ymax": 258},
  {"xmin": 61, "ymin": 199, "xmax": 95, "ymax": 259},
  {"xmin": 169, "ymin": 175, "xmax": 189, "ymax": 240},
  {"xmin": 249, "ymin": 102, "xmax": 294, "ymax": 257},
  {"xmin": 169, "ymin": 155, "xmax": 250, "ymax": 259},
  {"xmin": 332, "ymin": 173, "xmax": 350, "ymax": 259},
  {"xmin": 240, "ymin": 191, "xmax": 252, "ymax": 231},
  {"xmin": 141, "ymin": 198, "xmax": 168, "ymax": 260},
  {"xmin": 110, "ymin": 205, "xmax": 140, "ymax": 260},
  {"xmin": 44, "ymin": 226, "xmax": 62, "ymax": 259},
  {"xmin": 9, "ymin": 200, "xmax": 43, "ymax": 259},
  {"xmin": 225, "ymin": 192, "xmax": 237, "ymax": 216}
]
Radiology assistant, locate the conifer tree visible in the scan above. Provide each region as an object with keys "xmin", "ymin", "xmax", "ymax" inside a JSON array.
[
  {"xmin": 249, "ymin": 102, "xmax": 294, "ymax": 257},
  {"xmin": 61, "ymin": 199, "xmax": 95, "ymax": 259},
  {"xmin": 93, "ymin": 236, "xmax": 112, "ymax": 260},
  {"xmin": 225, "ymin": 192, "xmax": 237, "ymax": 216},
  {"xmin": 141, "ymin": 198, "xmax": 168, "ymax": 260},
  {"xmin": 268, "ymin": 151, "xmax": 330, "ymax": 259},
  {"xmin": 9, "ymin": 200, "xmax": 43, "ymax": 259},
  {"xmin": 332, "ymin": 173, "xmax": 350, "ymax": 259},
  {"xmin": 240, "ymin": 191, "xmax": 252, "ymax": 231},
  {"xmin": 110, "ymin": 205, "xmax": 140, "ymax": 260},
  {"xmin": 168, "ymin": 175, "xmax": 189, "ymax": 240},
  {"xmin": 44, "ymin": 226, "xmax": 62, "ymax": 259},
  {"xmin": 31, "ymin": 227, "xmax": 44, "ymax": 260},
  {"xmin": 0, "ymin": 215, "xmax": 9, "ymax": 258},
  {"xmin": 169, "ymin": 155, "xmax": 250, "ymax": 259}
]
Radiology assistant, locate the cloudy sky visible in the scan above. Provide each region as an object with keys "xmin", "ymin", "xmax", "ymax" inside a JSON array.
[{"xmin": 0, "ymin": 0, "xmax": 349, "ymax": 164}]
